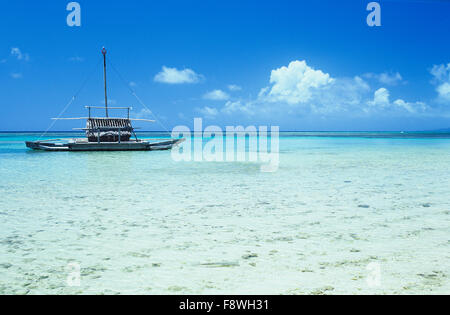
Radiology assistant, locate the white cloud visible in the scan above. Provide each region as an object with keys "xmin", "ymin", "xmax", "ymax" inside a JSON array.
[
  {"xmin": 261, "ymin": 60, "xmax": 334, "ymax": 105},
  {"xmin": 215, "ymin": 60, "xmax": 427, "ymax": 118},
  {"xmin": 228, "ymin": 84, "xmax": 242, "ymax": 91},
  {"xmin": 197, "ymin": 106, "xmax": 219, "ymax": 117},
  {"xmin": 203, "ymin": 89, "xmax": 230, "ymax": 101},
  {"xmin": 431, "ymin": 63, "xmax": 450, "ymax": 102},
  {"xmin": 129, "ymin": 81, "xmax": 137, "ymax": 87},
  {"xmin": 259, "ymin": 73, "xmax": 370, "ymax": 115},
  {"xmin": 154, "ymin": 66, "xmax": 203, "ymax": 84},
  {"xmin": 393, "ymin": 99, "xmax": 427, "ymax": 113},
  {"xmin": 363, "ymin": 72, "xmax": 403, "ymax": 85},
  {"xmin": 221, "ymin": 100, "xmax": 254, "ymax": 115},
  {"xmin": 368, "ymin": 88, "xmax": 390, "ymax": 108},
  {"xmin": 437, "ymin": 83, "xmax": 450, "ymax": 101},
  {"xmin": 10, "ymin": 73, "xmax": 22, "ymax": 79},
  {"xmin": 307, "ymin": 76, "xmax": 371, "ymax": 114},
  {"xmin": 216, "ymin": 62, "xmax": 369, "ymax": 117},
  {"xmin": 430, "ymin": 63, "xmax": 450, "ymax": 82},
  {"xmin": 198, "ymin": 100, "xmax": 254, "ymax": 118},
  {"xmin": 11, "ymin": 47, "xmax": 29, "ymax": 61},
  {"xmin": 368, "ymin": 88, "xmax": 427, "ymax": 113}
]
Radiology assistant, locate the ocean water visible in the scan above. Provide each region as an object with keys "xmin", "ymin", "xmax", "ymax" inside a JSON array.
[{"xmin": 0, "ymin": 132, "xmax": 449, "ymax": 295}]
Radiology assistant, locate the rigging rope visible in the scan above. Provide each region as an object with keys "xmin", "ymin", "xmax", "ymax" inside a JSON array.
[
  {"xmin": 107, "ymin": 59, "xmax": 173, "ymax": 136},
  {"xmin": 38, "ymin": 57, "xmax": 102, "ymax": 140}
]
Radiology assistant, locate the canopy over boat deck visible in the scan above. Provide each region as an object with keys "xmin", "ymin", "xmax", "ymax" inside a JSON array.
[{"xmin": 52, "ymin": 106, "xmax": 155, "ymax": 143}]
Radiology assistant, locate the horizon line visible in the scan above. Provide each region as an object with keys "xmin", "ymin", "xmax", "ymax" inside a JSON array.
[{"xmin": 1, "ymin": 130, "xmax": 449, "ymax": 133}]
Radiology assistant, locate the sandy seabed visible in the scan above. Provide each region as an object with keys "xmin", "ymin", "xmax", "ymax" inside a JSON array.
[{"xmin": 0, "ymin": 134, "xmax": 449, "ymax": 294}]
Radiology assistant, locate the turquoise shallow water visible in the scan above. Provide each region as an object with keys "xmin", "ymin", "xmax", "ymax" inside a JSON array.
[{"xmin": 0, "ymin": 132, "xmax": 449, "ymax": 294}]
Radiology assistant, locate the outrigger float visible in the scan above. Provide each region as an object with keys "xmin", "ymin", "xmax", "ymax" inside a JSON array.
[{"xmin": 26, "ymin": 48, "xmax": 184, "ymax": 152}]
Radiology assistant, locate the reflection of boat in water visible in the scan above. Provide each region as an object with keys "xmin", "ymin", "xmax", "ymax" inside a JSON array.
[{"xmin": 26, "ymin": 48, "xmax": 184, "ymax": 152}]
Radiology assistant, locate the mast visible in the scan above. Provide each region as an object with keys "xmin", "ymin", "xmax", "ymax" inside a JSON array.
[{"xmin": 102, "ymin": 47, "xmax": 109, "ymax": 118}]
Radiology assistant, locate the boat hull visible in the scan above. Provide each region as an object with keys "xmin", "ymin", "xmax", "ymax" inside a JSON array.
[{"xmin": 26, "ymin": 139, "xmax": 184, "ymax": 152}]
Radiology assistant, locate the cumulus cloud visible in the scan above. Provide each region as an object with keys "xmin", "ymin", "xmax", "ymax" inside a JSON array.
[
  {"xmin": 154, "ymin": 66, "xmax": 203, "ymax": 84},
  {"xmin": 437, "ymin": 83, "xmax": 450, "ymax": 100},
  {"xmin": 307, "ymin": 76, "xmax": 371, "ymax": 114},
  {"xmin": 368, "ymin": 87, "xmax": 390, "ymax": 108},
  {"xmin": 203, "ymin": 89, "xmax": 230, "ymax": 101},
  {"xmin": 368, "ymin": 88, "xmax": 427, "ymax": 113},
  {"xmin": 431, "ymin": 63, "xmax": 450, "ymax": 102},
  {"xmin": 212, "ymin": 60, "xmax": 427, "ymax": 118},
  {"xmin": 363, "ymin": 72, "xmax": 403, "ymax": 85},
  {"xmin": 260, "ymin": 60, "xmax": 334, "ymax": 105},
  {"xmin": 256, "ymin": 61, "xmax": 371, "ymax": 115},
  {"xmin": 11, "ymin": 47, "xmax": 29, "ymax": 61}
]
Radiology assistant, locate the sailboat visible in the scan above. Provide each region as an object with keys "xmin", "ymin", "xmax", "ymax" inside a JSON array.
[{"xmin": 26, "ymin": 48, "xmax": 184, "ymax": 151}]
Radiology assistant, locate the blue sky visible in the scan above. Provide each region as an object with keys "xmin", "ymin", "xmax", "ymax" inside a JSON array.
[{"xmin": 1, "ymin": 0, "xmax": 449, "ymax": 131}]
